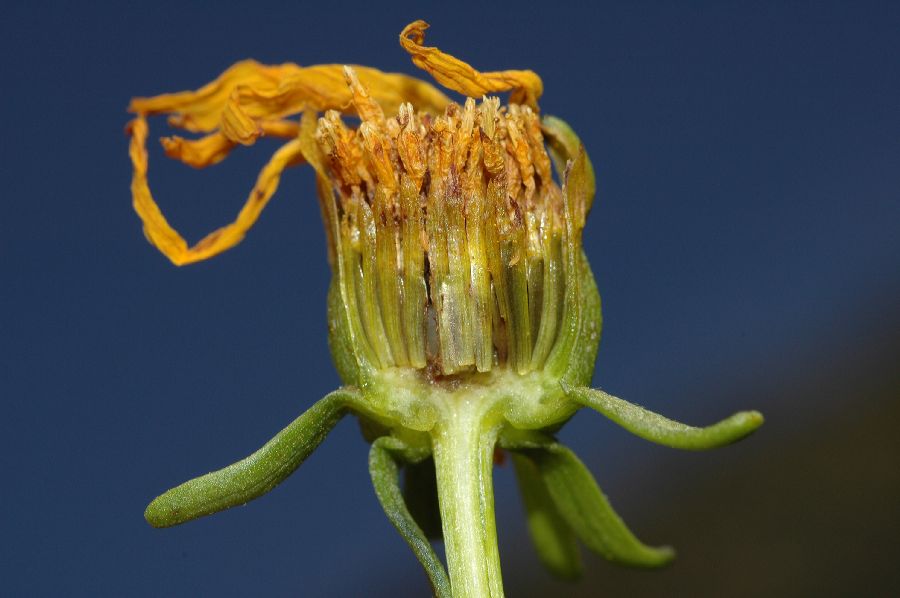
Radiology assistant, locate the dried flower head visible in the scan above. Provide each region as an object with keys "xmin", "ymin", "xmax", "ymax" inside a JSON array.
[
  {"xmin": 315, "ymin": 80, "xmax": 592, "ymax": 379},
  {"xmin": 128, "ymin": 21, "xmax": 762, "ymax": 598}
]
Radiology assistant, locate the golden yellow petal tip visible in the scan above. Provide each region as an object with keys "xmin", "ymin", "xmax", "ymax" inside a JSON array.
[
  {"xmin": 398, "ymin": 19, "xmax": 543, "ymax": 108},
  {"xmin": 399, "ymin": 19, "xmax": 430, "ymax": 45}
]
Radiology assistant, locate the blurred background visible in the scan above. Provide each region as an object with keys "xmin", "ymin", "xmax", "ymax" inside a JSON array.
[{"xmin": 1, "ymin": 1, "xmax": 897, "ymax": 596}]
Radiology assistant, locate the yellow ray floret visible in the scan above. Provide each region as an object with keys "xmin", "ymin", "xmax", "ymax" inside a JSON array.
[
  {"xmin": 218, "ymin": 65, "xmax": 452, "ymax": 145},
  {"xmin": 129, "ymin": 60, "xmax": 301, "ymax": 133},
  {"xmin": 128, "ymin": 115, "xmax": 305, "ymax": 265},
  {"xmin": 161, "ymin": 120, "xmax": 300, "ymax": 169},
  {"xmin": 126, "ymin": 20, "xmax": 544, "ymax": 265},
  {"xmin": 399, "ymin": 20, "xmax": 543, "ymax": 108}
]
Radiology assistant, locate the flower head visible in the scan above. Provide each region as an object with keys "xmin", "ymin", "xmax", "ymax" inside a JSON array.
[
  {"xmin": 315, "ymin": 75, "xmax": 593, "ymax": 380},
  {"xmin": 127, "ymin": 21, "xmax": 594, "ymax": 383},
  {"xmin": 130, "ymin": 21, "xmax": 762, "ymax": 597}
]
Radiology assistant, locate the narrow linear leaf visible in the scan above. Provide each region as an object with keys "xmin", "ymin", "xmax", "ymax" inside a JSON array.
[
  {"xmin": 528, "ymin": 444, "xmax": 675, "ymax": 568},
  {"xmin": 511, "ymin": 453, "xmax": 583, "ymax": 580},
  {"xmin": 144, "ymin": 388, "xmax": 359, "ymax": 528},
  {"xmin": 565, "ymin": 384, "xmax": 764, "ymax": 450},
  {"xmin": 403, "ymin": 457, "xmax": 443, "ymax": 540},
  {"xmin": 369, "ymin": 437, "xmax": 452, "ymax": 598}
]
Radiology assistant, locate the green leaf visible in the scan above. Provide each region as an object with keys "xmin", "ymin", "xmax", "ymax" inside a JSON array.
[
  {"xmin": 402, "ymin": 457, "xmax": 443, "ymax": 540},
  {"xmin": 565, "ymin": 384, "xmax": 764, "ymax": 450},
  {"xmin": 144, "ymin": 387, "xmax": 360, "ymax": 528},
  {"xmin": 369, "ymin": 437, "xmax": 452, "ymax": 598},
  {"xmin": 526, "ymin": 444, "xmax": 675, "ymax": 568},
  {"xmin": 511, "ymin": 453, "xmax": 583, "ymax": 580}
]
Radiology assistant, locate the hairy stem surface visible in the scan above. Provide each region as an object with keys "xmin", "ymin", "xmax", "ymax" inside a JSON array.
[{"xmin": 431, "ymin": 398, "xmax": 504, "ymax": 598}]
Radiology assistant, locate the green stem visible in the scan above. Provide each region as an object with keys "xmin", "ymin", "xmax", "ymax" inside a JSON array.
[{"xmin": 431, "ymin": 399, "xmax": 504, "ymax": 598}]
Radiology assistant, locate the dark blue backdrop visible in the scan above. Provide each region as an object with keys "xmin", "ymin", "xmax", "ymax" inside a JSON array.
[{"xmin": 1, "ymin": 2, "xmax": 898, "ymax": 596}]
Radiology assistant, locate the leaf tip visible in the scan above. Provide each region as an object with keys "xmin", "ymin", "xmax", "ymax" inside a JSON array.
[
  {"xmin": 144, "ymin": 490, "xmax": 188, "ymax": 528},
  {"xmin": 734, "ymin": 410, "xmax": 765, "ymax": 439},
  {"xmin": 144, "ymin": 496, "xmax": 173, "ymax": 528},
  {"xmin": 657, "ymin": 545, "xmax": 677, "ymax": 566}
]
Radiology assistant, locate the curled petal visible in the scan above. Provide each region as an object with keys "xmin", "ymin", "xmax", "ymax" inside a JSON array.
[
  {"xmin": 162, "ymin": 120, "xmax": 301, "ymax": 169},
  {"xmin": 160, "ymin": 132, "xmax": 234, "ymax": 168},
  {"xmin": 221, "ymin": 64, "xmax": 450, "ymax": 136},
  {"xmin": 130, "ymin": 59, "xmax": 449, "ymax": 143},
  {"xmin": 221, "ymin": 93, "xmax": 263, "ymax": 145},
  {"xmin": 129, "ymin": 60, "xmax": 303, "ymax": 133},
  {"xmin": 127, "ymin": 116, "xmax": 304, "ymax": 265},
  {"xmin": 400, "ymin": 20, "xmax": 543, "ymax": 108},
  {"xmin": 127, "ymin": 51, "xmax": 450, "ymax": 267},
  {"xmin": 259, "ymin": 119, "xmax": 302, "ymax": 138}
]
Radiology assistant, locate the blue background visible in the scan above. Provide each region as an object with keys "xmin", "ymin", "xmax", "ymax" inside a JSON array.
[{"xmin": 1, "ymin": 1, "xmax": 898, "ymax": 596}]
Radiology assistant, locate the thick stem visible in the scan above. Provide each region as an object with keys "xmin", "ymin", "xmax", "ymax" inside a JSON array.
[{"xmin": 431, "ymin": 399, "xmax": 504, "ymax": 598}]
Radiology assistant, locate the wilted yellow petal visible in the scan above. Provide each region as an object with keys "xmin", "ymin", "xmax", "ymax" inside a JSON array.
[
  {"xmin": 221, "ymin": 64, "xmax": 450, "ymax": 136},
  {"xmin": 125, "ymin": 23, "xmax": 529, "ymax": 267},
  {"xmin": 127, "ymin": 115, "xmax": 304, "ymax": 266},
  {"xmin": 132, "ymin": 59, "xmax": 449, "ymax": 148},
  {"xmin": 161, "ymin": 132, "xmax": 234, "ymax": 168},
  {"xmin": 260, "ymin": 119, "xmax": 301, "ymax": 138},
  {"xmin": 129, "ymin": 60, "xmax": 303, "ymax": 133},
  {"xmin": 399, "ymin": 20, "xmax": 543, "ymax": 108},
  {"xmin": 222, "ymin": 95, "xmax": 262, "ymax": 145},
  {"xmin": 161, "ymin": 120, "xmax": 301, "ymax": 169}
]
